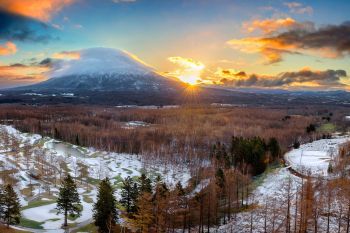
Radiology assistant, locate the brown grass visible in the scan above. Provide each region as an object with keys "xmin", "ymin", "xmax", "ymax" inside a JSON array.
[{"xmin": 0, "ymin": 104, "xmax": 342, "ymax": 163}]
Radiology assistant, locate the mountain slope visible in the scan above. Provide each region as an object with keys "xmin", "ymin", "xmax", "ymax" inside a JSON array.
[{"xmin": 18, "ymin": 47, "xmax": 182, "ymax": 92}]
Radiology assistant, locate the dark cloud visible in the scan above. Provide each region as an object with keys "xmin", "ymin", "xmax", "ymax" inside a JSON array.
[
  {"xmin": 220, "ymin": 69, "xmax": 348, "ymax": 88},
  {"xmin": 10, "ymin": 63, "xmax": 26, "ymax": 67},
  {"xmin": 0, "ymin": 9, "xmax": 56, "ymax": 43},
  {"xmin": 39, "ymin": 58, "xmax": 53, "ymax": 66},
  {"xmin": 221, "ymin": 70, "xmax": 247, "ymax": 78},
  {"xmin": 229, "ymin": 21, "xmax": 350, "ymax": 63},
  {"xmin": 271, "ymin": 21, "xmax": 350, "ymax": 55}
]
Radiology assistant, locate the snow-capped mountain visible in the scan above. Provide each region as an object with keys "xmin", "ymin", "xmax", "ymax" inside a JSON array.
[{"xmin": 20, "ymin": 48, "xmax": 182, "ymax": 92}]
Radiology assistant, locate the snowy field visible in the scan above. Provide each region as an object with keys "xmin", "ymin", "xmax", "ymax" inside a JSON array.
[
  {"xmin": 0, "ymin": 125, "xmax": 191, "ymax": 232},
  {"xmin": 2, "ymin": 123, "xmax": 349, "ymax": 232},
  {"xmin": 218, "ymin": 167, "xmax": 301, "ymax": 233},
  {"xmin": 218, "ymin": 135, "xmax": 350, "ymax": 232},
  {"xmin": 284, "ymin": 137, "xmax": 350, "ymax": 176}
]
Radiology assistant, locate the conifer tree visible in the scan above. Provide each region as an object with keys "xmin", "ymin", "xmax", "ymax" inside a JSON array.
[
  {"xmin": 268, "ymin": 137, "xmax": 281, "ymax": 159},
  {"xmin": 56, "ymin": 174, "xmax": 81, "ymax": 227},
  {"xmin": 120, "ymin": 176, "xmax": 139, "ymax": 215},
  {"xmin": 125, "ymin": 174, "xmax": 154, "ymax": 232},
  {"xmin": 0, "ymin": 184, "xmax": 21, "ymax": 228},
  {"xmin": 75, "ymin": 134, "xmax": 80, "ymax": 146},
  {"xmin": 215, "ymin": 168, "xmax": 225, "ymax": 189},
  {"xmin": 93, "ymin": 178, "xmax": 118, "ymax": 233},
  {"xmin": 175, "ymin": 181, "xmax": 185, "ymax": 196},
  {"xmin": 138, "ymin": 173, "xmax": 152, "ymax": 193}
]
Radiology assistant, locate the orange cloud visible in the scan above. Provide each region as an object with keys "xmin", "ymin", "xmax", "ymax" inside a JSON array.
[
  {"xmin": 243, "ymin": 17, "xmax": 297, "ymax": 34},
  {"xmin": 0, "ymin": 0, "xmax": 75, "ymax": 21},
  {"xmin": 216, "ymin": 68, "xmax": 348, "ymax": 89},
  {"xmin": 214, "ymin": 68, "xmax": 246, "ymax": 79},
  {"xmin": 0, "ymin": 64, "xmax": 49, "ymax": 88},
  {"xmin": 168, "ymin": 57, "xmax": 205, "ymax": 85},
  {"xmin": 227, "ymin": 37, "xmax": 298, "ymax": 63},
  {"xmin": 0, "ymin": 41, "xmax": 17, "ymax": 56},
  {"xmin": 52, "ymin": 51, "xmax": 80, "ymax": 60},
  {"xmin": 228, "ymin": 21, "xmax": 350, "ymax": 64}
]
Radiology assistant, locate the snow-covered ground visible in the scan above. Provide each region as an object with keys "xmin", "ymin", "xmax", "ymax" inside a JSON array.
[
  {"xmin": 284, "ymin": 137, "xmax": 350, "ymax": 176},
  {"xmin": 218, "ymin": 135, "xmax": 350, "ymax": 233},
  {"xmin": 122, "ymin": 121, "xmax": 150, "ymax": 129},
  {"xmin": 0, "ymin": 124, "xmax": 191, "ymax": 232},
  {"xmin": 3, "ymin": 123, "xmax": 348, "ymax": 232},
  {"xmin": 217, "ymin": 167, "xmax": 301, "ymax": 233}
]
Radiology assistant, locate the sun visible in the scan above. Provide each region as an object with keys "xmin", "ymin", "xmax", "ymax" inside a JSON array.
[
  {"xmin": 178, "ymin": 74, "xmax": 201, "ymax": 85},
  {"xmin": 167, "ymin": 56, "xmax": 205, "ymax": 86}
]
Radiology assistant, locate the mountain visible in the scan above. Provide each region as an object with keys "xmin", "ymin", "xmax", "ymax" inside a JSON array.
[
  {"xmin": 17, "ymin": 48, "xmax": 183, "ymax": 92},
  {"xmin": 3, "ymin": 48, "xmax": 350, "ymax": 106}
]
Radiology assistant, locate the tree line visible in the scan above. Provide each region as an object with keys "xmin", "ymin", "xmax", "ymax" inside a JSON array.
[{"xmin": 210, "ymin": 136, "xmax": 281, "ymax": 175}]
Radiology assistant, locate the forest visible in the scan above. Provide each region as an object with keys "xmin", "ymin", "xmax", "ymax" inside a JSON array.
[{"xmin": 0, "ymin": 105, "xmax": 349, "ymax": 232}]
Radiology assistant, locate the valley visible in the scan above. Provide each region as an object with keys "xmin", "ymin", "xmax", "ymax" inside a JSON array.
[
  {"xmin": 0, "ymin": 105, "xmax": 349, "ymax": 232},
  {"xmin": 1, "ymin": 1, "xmax": 350, "ymax": 232}
]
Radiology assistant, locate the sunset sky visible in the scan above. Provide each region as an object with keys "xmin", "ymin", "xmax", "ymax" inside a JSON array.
[{"xmin": 0, "ymin": 0, "xmax": 349, "ymax": 89}]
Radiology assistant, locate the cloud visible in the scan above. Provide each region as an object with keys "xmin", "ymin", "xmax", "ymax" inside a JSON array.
[
  {"xmin": 228, "ymin": 21, "xmax": 350, "ymax": 63},
  {"xmin": 284, "ymin": 2, "xmax": 313, "ymax": 15},
  {"xmin": 242, "ymin": 17, "xmax": 314, "ymax": 34},
  {"xmin": 52, "ymin": 51, "xmax": 80, "ymax": 60},
  {"xmin": 38, "ymin": 58, "xmax": 53, "ymax": 66},
  {"xmin": 228, "ymin": 37, "xmax": 299, "ymax": 64},
  {"xmin": 168, "ymin": 57, "xmax": 204, "ymax": 70},
  {"xmin": 0, "ymin": 0, "xmax": 75, "ymax": 22},
  {"xmin": 214, "ymin": 68, "xmax": 247, "ymax": 79},
  {"xmin": 243, "ymin": 17, "xmax": 297, "ymax": 34},
  {"xmin": 217, "ymin": 68, "xmax": 348, "ymax": 89},
  {"xmin": 0, "ymin": 63, "xmax": 49, "ymax": 88},
  {"xmin": 0, "ymin": 9, "xmax": 56, "ymax": 43},
  {"xmin": 0, "ymin": 41, "xmax": 17, "ymax": 56},
  {"xmin": 168, "ymin": 57, "xmax": 205, "ymax": 85}
]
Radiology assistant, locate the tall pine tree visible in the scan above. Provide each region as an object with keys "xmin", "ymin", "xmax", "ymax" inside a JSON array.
[
  {"xmin": 138, "ymin": 173, "xmax": 152, "ymax": 193},
  {"xmin": 56, "ymin": 174, "xmax": 81, "ymax": 227},
  {"xmin": 120, "ymin": 176, "xmax": 139, "ymax": 216},
  {"xmin": 0, "ymin": 184, "xmax": 21, "ymax": 228},
  {"xmin": 93, "ymin": 178, "xmax": 118, "ymax": 233},
  {"xmin": 127, "ymin": 174, "xmax": 154, "ymax": 232}
]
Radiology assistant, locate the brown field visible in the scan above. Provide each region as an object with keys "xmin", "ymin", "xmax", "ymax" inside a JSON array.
[{"xmin": 1, "ymin": 104, "xmax": 346, "ymax": 164}]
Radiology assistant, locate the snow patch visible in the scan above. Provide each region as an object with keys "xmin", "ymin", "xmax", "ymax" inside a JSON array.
[{"xmin": 284, "ymin": 137, "xmax": 350, "ymax": 176}]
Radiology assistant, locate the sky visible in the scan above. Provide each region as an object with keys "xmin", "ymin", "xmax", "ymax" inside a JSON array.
[{"xmin": 0, "ymin": 0, "xmax": 349, "ymax": 89}]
